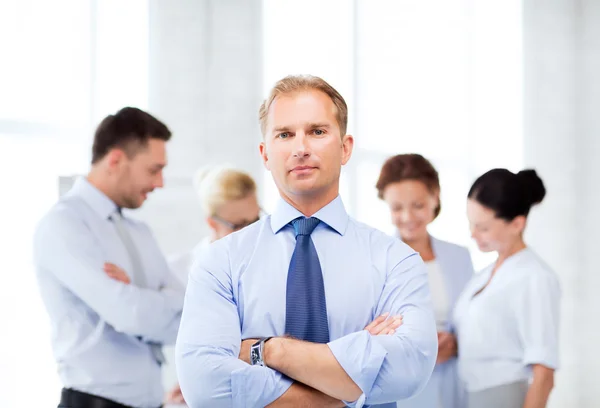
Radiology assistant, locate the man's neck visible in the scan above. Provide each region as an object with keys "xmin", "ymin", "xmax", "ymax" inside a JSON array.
[
  {"xmin": 87, "ymin": 169, "xmax": 118, "ymax": 206},
  {"xmin": 281, "ymin": 189, "xmax": 339, "ymax": 217}
]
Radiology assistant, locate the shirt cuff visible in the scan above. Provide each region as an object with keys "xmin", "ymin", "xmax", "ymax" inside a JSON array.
[
  {"xmin": 231, "ymin": 365, "xmax": 293, "ymax": 408},
  {"xmin": 343, "ymin": 394, "xmax": 367, "ymax": 408},
  {"xmin": 328, "ymin": 330, "xmax": 388, "ymax": 407}
]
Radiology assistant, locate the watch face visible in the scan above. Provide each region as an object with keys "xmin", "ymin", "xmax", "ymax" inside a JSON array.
[{"xmin": 251, "ymin": 347, "xmax": 260, "ymax": 365}]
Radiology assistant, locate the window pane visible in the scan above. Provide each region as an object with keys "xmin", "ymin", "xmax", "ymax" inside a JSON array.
[
  {"xmin": 0, "ymin": 0, "xmax": 92, "ymax": 128},
  {"xmin": 356, "ymin": 0, "xmax": 470, "ymax": 157},
  {"xmin": 94, "ymin": 0, "xmax": 149, "ymax": 121}
]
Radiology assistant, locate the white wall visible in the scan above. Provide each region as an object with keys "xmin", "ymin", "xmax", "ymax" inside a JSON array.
[
  {"xmin": 523, "ymin": 0, "xmax": 600, "ymax": 406},
  {"xmin": 137, "ymin": 0, "xmax": 264, "ymax": 255},
  {"xmin": 143, "ymin": 0, "xmax": 263, "ymax": 390}
]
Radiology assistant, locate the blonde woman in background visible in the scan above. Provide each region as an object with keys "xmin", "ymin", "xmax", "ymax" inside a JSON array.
[
  {"xmin": 168, "ymin": 165, "xmax": 262, "ymax": 287},
  {"xmin": 104, "ymin": 165, "xmax": 261, "ymax": 405},
  {"xmin": 163, "ymin": 165, "xmax": 261, "ymax": 405}
]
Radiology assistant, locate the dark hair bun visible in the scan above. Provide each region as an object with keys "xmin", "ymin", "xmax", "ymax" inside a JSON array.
[
  {"xmin": 468, "ymin": 168, "xmax": 546, "ymax": 221},
  {"xmin": 517, "ymin": 169, "xmax": 546, "ymax": 206}
]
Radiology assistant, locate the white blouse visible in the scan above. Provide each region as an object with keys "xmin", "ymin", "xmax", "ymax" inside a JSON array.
[
  {"xmin": 453, "ymin": 248, "xmax": 560, "ymax": 392},
  {"xmin": 425, "ymin": 260, "xmax": 450, "ymax": 331}
]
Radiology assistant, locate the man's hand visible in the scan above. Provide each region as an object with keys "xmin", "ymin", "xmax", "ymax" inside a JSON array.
[
  {"xmin": 238, "ymin": 313, "xmax": 403, "ymax": 364},
  {"xmin": 164, "ymin": 383, "xmax": 186, "ymax": 405},
  {"xmin": 436, "ymin": 331, "xmax": 457, "ymax": 364},
  {"xmin": 364, "ymin": 313, "xmax": 403, "ymax": 335},
  {"xmin": 103, "ymin": 262, "xmax": 131, "ymax": 284}
]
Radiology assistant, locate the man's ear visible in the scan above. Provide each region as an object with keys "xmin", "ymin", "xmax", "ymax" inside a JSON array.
[
  {"xmin": 259, "ymin": 142, "xmax": 270, "ymax": 171},
  {"xmin": 105, "ymin": 148, "xmax": 125, "ymax": 172},
  {"xmin": 341, "ymin": 134, "xmax": 354, "ymax": 166}
]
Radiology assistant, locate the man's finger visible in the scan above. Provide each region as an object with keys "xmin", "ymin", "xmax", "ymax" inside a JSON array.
[
  {"xmin": 371, "ymin": 316, "xmax": 399, "ymax": 334},
  {"xmin": 364, "ymin": 313, "xmax": 389, "ymax": 332},
  {"xmin": 371, "ymin": 315, "xmax": 402, "ymax": 335},
  {"xmin": 106, "ymin": 271, "xmax": 130, "ymax": 283},
  {"xmin": 104, "ymin": 263, "xmax": 125, "ymax": 273}
]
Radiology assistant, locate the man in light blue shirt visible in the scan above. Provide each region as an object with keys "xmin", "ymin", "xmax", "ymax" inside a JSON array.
[
  {"xmin": 176, "ymin": 76, "xmax": 438, "ymax": 407},
  {"xmin": 33, "ymin": 107, "xmax": 183, "ymax": 408}
]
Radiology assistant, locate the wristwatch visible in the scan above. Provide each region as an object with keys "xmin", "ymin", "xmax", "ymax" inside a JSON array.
[{"xmin": 250, "ymin": 337, "xmax": 272, "ymax": 367}]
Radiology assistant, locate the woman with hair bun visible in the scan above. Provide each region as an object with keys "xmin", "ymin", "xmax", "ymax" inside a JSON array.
[{"xmin": 453, "ymin": 168, "xmax": 560, "ymax": 408}]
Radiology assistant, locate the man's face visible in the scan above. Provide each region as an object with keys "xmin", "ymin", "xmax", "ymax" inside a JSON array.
[
  {"xmin": 259, "ymin": 89, "xmax": 353, "ymax": 202},
  {"xmin": 114, "ymin": 138, "xmax": 167, "ymax": 209}
]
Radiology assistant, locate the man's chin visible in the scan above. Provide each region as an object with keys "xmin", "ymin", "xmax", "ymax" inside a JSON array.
[
  {"xmin": 288, "ymin": 182, "xmax": 321, "ymax": 196},
  {"xmin": 121, "ymin": 198, "xmax": 145, "ymax": 210}
]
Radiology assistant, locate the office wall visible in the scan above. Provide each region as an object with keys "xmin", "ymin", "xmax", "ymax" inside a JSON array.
[{"xmin": 523, "ymin": 1, "xmax": 600, "ymax": 406}]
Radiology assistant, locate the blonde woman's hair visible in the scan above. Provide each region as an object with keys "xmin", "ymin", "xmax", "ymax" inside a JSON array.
[
  {"xmin": 258, "ymin": 75, "xmax": 348, "ymax": 137},
  {"xmin": 193, "ymin": 165, "xmax": 257, "ymax": 216}
]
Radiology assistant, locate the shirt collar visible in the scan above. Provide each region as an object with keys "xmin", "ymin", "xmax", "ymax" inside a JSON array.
[
  {"xmin": 270, "ymin": 195, "xmax": 349, "ymax": 236},
  {"xmin": 67, "ymin": 177, "xmax": 119, "ymax": 220}
]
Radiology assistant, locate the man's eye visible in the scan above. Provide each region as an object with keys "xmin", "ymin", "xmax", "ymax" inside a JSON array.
[
  {"xmin": 278, "ymin": 132, "xmax": 290, "ymax": 139},
  {"xmin": 314, "ymin": 129, "xmax": 325, "ymax": 136}
]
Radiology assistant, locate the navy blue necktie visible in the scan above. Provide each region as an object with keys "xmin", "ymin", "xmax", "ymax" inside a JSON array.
[
  {"xmin": 285, "ymin": 218, "xmax": 396, "ymax": 408},
  {"xmin": 285, "ymin": 217, "xmax": 330, "ymax": 343}
]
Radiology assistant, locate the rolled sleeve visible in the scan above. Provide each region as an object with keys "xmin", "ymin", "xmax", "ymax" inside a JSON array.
[
  {"xmin": 176, "ymin": 241, "xmax": 292, "ymax": 408},
  {"xmin": 231, "ymin": 365, "xmax": 293, "ymax": 407},
  {"xmin": 327, "ymin": 249, "xmax": 437, "ymax": 406},
  {"xmin": 518, "ymin": 273, "xmax": 561, "ymax": 369},
  {"xmin": 328, "ymin": 330, "xmax": 388, "ymax": 407}
]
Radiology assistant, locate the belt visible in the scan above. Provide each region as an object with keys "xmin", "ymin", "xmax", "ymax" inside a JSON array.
[{"xmin": 59, "ymin": 388, "xmax": 162, "ymax": 408}]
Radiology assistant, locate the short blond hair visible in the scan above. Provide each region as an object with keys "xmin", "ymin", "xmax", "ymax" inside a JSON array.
[
  {"xmin": 193, "ymin": 165, "xmax": 257, "ymax": 216},
  {"xmin": 259, "ymin": 75, "xmax": 348, "ymax": 137}
]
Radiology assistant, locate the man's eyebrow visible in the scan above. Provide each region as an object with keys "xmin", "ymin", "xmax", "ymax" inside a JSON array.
[{"xmin": 307, "ymin": 123, "xmax": 331, "ymax": 129}]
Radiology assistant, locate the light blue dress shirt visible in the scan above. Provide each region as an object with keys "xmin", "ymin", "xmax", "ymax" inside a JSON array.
[
  {"xmin": 33, "ymin": 177, "xmax": 183, "ymax": 408},
  {"xmin": 176, "ymin": 196, "xmax": 437, "ymax": 408},
  {"xmin": 396, "ymin": 237, "xmax": 473, "ymax": 408}
]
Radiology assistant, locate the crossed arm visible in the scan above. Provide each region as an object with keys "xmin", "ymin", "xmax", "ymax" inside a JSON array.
[
  {"xmin": 107, "ymin": 254, "xmax": 401, "ymax": 406},
  {"xmin": 175, "ymin": 246, "xmax": 437, "ymax": 408},
  {"xmin": 33, "ymin": 213, "xmax": 182, "ymax": 344},
  {"xmin": 104, "ymin": 263, "xmax": 186, "ymax": 405},
  {"xmin": 236, "ymin": 315, "xmax": 403, "ymax": 406}
]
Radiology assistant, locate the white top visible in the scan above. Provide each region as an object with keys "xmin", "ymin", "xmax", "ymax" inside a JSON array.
[
  {"xmin": 425, "ymin": 260, "xmax": 450, "ymax": 331},
  {"xmin": 168, "ymin": 237, "xmax": 212, "ymax": 288},
  {"xmin": 453, "ymin": 248, "xmax": 560, "ymax": 392}
]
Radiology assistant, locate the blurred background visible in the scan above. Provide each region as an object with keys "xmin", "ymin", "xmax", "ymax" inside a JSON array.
[{"xmin": 0, "ymin": 0, "xmax": 598, "ymax": 406}]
